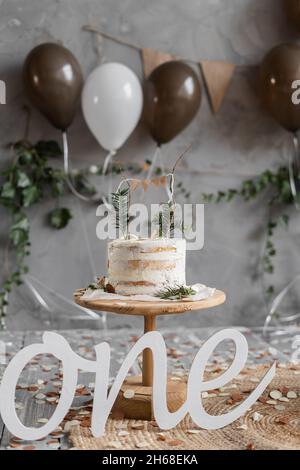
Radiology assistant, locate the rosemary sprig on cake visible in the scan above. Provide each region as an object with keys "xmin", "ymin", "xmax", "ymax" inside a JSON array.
[
  {"xmin": 87, "ymin": 283, "xmax": 99, "ymax": 291},
  {"xmin": 155, "ymin": 284, "xmax": 197, "ymax": 300}
]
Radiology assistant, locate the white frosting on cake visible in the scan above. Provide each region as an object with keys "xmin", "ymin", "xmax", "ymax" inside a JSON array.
[{"xmin": 107, "ymin": 238, "xmax": 186, "ymax": 295}]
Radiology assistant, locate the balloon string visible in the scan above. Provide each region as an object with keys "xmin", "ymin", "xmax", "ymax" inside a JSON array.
[
  {"xmin": 146, "ymin": 145, "xmax": 161, "ymax": 180},
  {"xmin": 102, "ymin": 150, "xmax": 116, "ymax": 176},
  {"xmin": 263, "ymin": 274, "xmax": 300, "ymax": 336},
  {"xmin": 63, "ymin": 131, "xmax": 93, "ymax": 202},
  {"xmin": 76, "ymin": 198, "xmax": 97, "ymax": 279},
  {"xmin": 158, "ymin": 147, "xmax": 166, "ymax": 176},
  {"xmin": 146, "ymin": 146, "xmax": 171, "ymax": 200},
  {"xmin": 102, "ymin": 150, "xmax": 117, "ymax": 203},
  {"xmin": 289, "ymin": 132, "xmax": 300, "ymax": 210},
  {"xmin": 158, "ymin": 150, "xmax": 172, "ymax": 200}
]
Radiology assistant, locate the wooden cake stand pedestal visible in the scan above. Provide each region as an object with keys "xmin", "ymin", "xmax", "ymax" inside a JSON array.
[{"xmin": 74, "ymin": 289, "xmax": 226, "ymax": 420}]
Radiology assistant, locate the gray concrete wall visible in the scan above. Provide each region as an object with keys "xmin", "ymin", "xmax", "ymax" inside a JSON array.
[{"xmin": 0, "ymin": 0, "xmax": 299, "ymax": 331}]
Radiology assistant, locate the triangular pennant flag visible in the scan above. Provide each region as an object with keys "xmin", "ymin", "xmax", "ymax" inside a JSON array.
[
  {"xmin": 200, "ymin": 61, "xmax": 236, "ymax": 113},
  {"xmin": 142, "ymin": 48, "xmax": 176, "ymax": 78},
  {"xmin": 142, "ymin": 180, "xmax": 150, "ymax": 192},
  {"xmin": 151, "ymin": 177, "xmax": 161, "ymax": 187},
  {"xmin": 130, "ymin": 179, "xmax": 141, "ymax": 192},
  {"xmin": 159, "ymin": 176, "xmax": 167, "ymax": 188}
]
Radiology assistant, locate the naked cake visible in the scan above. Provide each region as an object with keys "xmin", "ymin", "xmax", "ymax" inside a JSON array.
[{"xmin": 107, "ymin": 238, "xmax": 186, "ymax": 296}]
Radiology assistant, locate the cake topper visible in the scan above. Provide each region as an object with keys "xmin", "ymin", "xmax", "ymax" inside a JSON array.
[{"xmin": 108, "ymin": 145, "xmax": 192, "ymax": 240}]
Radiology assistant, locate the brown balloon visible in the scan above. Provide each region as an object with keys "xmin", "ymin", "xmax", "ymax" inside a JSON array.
[
  {"xmin": 144, "ymin": 61, "xmax": 201, "ymax": 145},
  {"xmin": 258, "ymin": 44, "xmax": 300, "ymax": 132},
  {"xmin": 286, "ymin": 0, "xmax": 300, "ymax": 31},
  {"xmin": 23, "ymin": 43, "xmax": 83, "ymax": 131}
]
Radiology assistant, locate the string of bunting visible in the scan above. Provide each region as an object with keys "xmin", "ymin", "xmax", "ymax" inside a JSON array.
[
  {"xmin": 83, "ymin": 25, "xmax": 237, "ymax": 114},
  {"xmin": 130, "ymin": 175, "xmax": 167, "ymax": 192}
]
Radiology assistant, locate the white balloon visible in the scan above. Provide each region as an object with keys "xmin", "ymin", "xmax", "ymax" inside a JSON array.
[{"xmin": 82, "ymin": 63, "xmax": 143, "ymax": 152}]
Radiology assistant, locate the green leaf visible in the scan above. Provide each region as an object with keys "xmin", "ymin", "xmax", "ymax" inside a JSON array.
[
  {"xmin": 35, "ymin": 141, "xmax": 62, "ymax": 158},
  {"xmin": 73, "ymin": 173, "xmax": 96, "ymax": 196},
  {"xmin": 0, "ymin": 181, "xmax": 15, "ymax": 199},
  {"xmin": 16, "ymin": 171, "xmax": 31, "ymax": 188},
  {"xmin": 49, "ymin": 208, "xmax": 72, "ymax": 229},
  {"xmin": 10, "ymin": 214, "xmax": 30, "ymax": 247},
  {"xmin": 279, "ymin": 214, "xmax": 290, "ymax": 227},
  {"xmin": 17, "ymin": 149, "xmax": 33, "ymax": 166},
  {"xmin": 22, "ymin": 186, "xmax": 41, "ymax": 207},
  {"xmin": 201, "ymin": 193, "xmax": 214, "ymax": 203},
  {"xmin": 266, "ymin": 286, "xmax": 275, "ymax": 296},
  {"xmin": 47, "ymin": 170, "xmax": 67, "ymax": 197},
  {"xmin": 265, "ymin": 265, "xmax": 274, "ymax": 274},
  {"xmin": 52, "ymin": 179, "xmax": 66, "ymax": 197},
  {"xmin": 10, "ymin": 228, "xmax": 29, "ymax": 246},
  {"xmin": 280, "ymin": 180, "xmax": 292, "ymax": 201},
  {"xmin": 11, "ymin": 214, "xmax": 29, "ymax": 232},
  {"xmin": 87, "ymin": 283, "xmax": 99, "ymax": 290}
]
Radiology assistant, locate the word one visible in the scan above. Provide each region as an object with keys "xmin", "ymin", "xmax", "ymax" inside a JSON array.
[{"xmin": 0, "ymin": 329, "xmax": 276, "ymax": 440}]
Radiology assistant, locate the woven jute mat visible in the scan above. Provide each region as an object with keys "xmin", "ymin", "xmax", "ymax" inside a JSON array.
[{"xmin": 70, "ymin": 365, "xmax": 300, "ymax": 450}]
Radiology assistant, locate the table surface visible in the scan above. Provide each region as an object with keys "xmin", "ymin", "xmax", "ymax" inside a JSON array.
[
  {"xmin": 74, "ymin": 289, "xmax": 226, "ymax": 316},
  {"xmin": 0, "ymin": 326, "xmax": 299, "ymax": 450}
]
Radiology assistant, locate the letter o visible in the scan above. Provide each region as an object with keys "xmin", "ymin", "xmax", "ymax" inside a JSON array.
[{"xmin": 0, "ymin": 333, "xmax": 78, "ymax": 440}]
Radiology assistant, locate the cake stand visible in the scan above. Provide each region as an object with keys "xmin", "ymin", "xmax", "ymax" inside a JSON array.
[{"xmin": 74, "ymin": 289, "xmax": 226, "ymax": 420}]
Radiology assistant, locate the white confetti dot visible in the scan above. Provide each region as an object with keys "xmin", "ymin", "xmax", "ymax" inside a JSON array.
[
  {"xmin": 275, "ymin": 404, "xmax": 286, "ymax": 411},
  {"xmin": 270, "ymin": 390, "xmax": 282, "ymax": 400},
  {"xmin": 123, "ymin": 389, "xmax": 135, "ymax": 399},
  {"xmin": 35, "ymin": 393, "xmax": 46, "ymax": 400},
  {"xmin": 252, "ymin": 412, "xmax": 263, "ymax": 422}
]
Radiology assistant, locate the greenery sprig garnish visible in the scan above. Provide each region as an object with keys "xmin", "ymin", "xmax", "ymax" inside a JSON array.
[
  {"xmin": 155, "ymin": 284, "xmax": 197, "ymax": 300},
  {"xmin": 203, "ymin": 166, "xmax": 294, "ymax": 301},
  {"xmin": 87, "ymin": 283, "xmax": 100, "ymax": 291}
]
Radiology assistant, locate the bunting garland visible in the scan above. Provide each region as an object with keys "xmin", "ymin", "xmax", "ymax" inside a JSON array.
[
  {"xmin": 83, "ymin": 25, "xmax": 237, "ymax": 114},
  {"xmin": 129, "ymin": 176, "xmax": 167, "ymax": 192}
]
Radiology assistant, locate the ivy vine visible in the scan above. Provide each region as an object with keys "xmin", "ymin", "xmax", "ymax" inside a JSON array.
[
  {"xmin": 203, "ymin": 165, "xmax": 297, "ymax": 301},
  {"xmin": 0, "ymin": 140, "xmax": 73, "ymax": 327}
]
